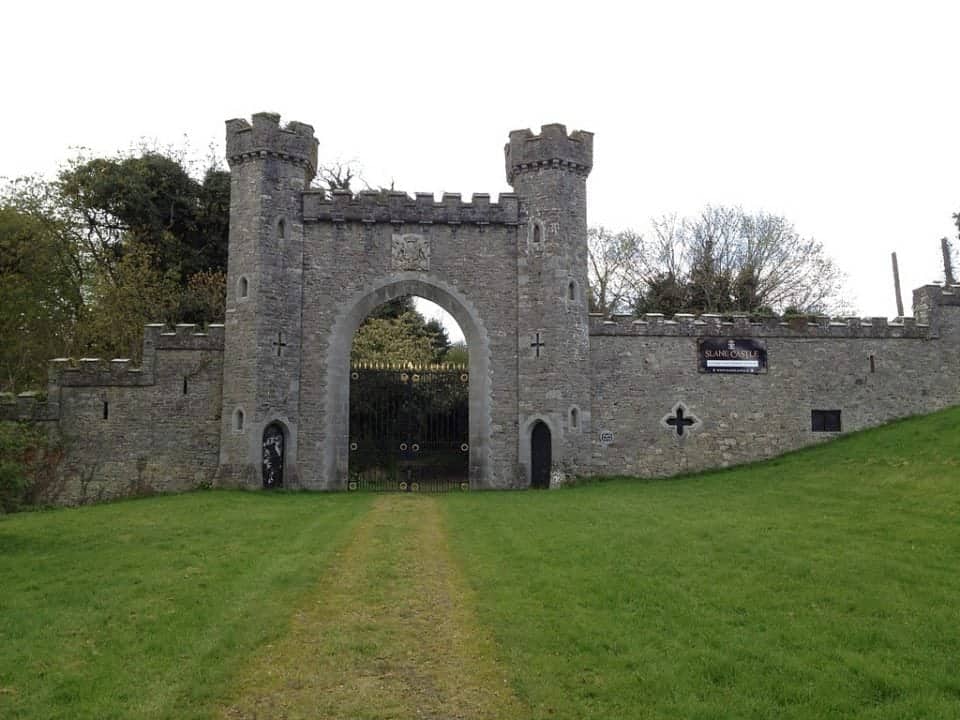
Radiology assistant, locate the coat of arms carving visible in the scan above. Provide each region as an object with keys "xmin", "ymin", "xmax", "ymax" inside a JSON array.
[{"xmin": 391, "ymin": 233, "xmax": 430, "ymax": 271}]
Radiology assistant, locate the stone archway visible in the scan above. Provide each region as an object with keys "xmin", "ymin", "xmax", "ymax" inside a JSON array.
[{"xmin": 322, "ymin": 273, "xmax": 493, "ymax": 490}]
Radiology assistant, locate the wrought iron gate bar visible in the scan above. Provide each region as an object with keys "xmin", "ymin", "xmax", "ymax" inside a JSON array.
[{"xmin": 348, "ymin": 365, "xmax": 469, "ymax": 493}]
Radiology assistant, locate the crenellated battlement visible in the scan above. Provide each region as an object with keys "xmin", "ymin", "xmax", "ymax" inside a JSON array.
[
  {"xmin": 0, "ymin": 391, "xmax": 58, "ymax": 422},
  {"xmin": 48, "ymin": 357, "xmax": 152, "ymax": 388},
  {"xmin": 505, "ymin": 123, "xmax": 594, "ymax": 183},
  {"xmin": 302, "ymin": 190, "xmax": 520, "ymax": 225},
  {"xmin": 589, "ymin": 312, "xmax": 931, "ymax": 340},
  {"xmin": 225, "ymin": 112, "xmax": 318, "ymax": 175},
  {"xmin": 149, "ymin": 323, "xmax": 226, "ymax": 351},
  {"xmin": 47, "ymin": 324, "xmax": 225, "ymax": 388}
]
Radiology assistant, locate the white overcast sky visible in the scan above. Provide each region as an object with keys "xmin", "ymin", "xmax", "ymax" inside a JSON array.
[{"xmin": 4, "ymin": 0, "xmax": 959, "ymax": 338}]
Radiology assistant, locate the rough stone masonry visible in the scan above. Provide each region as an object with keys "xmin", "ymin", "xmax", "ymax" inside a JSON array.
[{"xmin": 4, "ymin": 112, "xmax": 959, "ymax": 503}]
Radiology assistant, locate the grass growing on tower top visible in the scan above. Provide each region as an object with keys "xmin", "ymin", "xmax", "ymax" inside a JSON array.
[{"xmin": 442, "ymin": 406, "xmax": 960, "ymax": 719}]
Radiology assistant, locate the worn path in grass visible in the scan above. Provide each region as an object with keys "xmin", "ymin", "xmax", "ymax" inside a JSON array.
[{"xmin": 219, "ymin": 494, "xmax": 523, "ymax": 720}]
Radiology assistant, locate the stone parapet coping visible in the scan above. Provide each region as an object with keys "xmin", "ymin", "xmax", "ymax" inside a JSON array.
[
  {"xmin": 588, "ymin": 313, "xmax": 930, "ymax": 339},
  {"xmin": 0, "ymin": 391, "xmax": 58, "ymax": 421},
  {"xmin": 302, "ymin": 190, "xmax": 520, "ymax": 226},
  {"xmin": 46, "ymin": 324, "xmax": 225, "ymax": 387}
]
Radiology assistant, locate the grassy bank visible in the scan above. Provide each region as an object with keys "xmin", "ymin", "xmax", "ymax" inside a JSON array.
[{"xmin": 443, "ymin": 407, "xmax": 960, "ymax": 719}]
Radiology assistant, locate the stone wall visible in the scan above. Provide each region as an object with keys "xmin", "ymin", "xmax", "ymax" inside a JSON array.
[
  {"xmin": 1, "ymin": 324, "xmax": 224, "ymax": 504},
  {"xmin": 588, "ymin": 289, "xmax": 960, "ymax": 479}
]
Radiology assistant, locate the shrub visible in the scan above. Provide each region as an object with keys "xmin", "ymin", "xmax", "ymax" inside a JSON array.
[{"xmin": 0, "ymin": 421, "xmax": 54, "ymax": 513}]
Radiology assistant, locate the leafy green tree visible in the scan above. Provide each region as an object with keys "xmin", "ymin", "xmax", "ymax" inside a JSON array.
[
  {"xmin": 351, "ymin": 312, "xmax": 438, "ymax": 366},
  {"xmin": 422, "ymin": 318, "xmax": 451, "ymax": 359},
  {"xmin": 57, "ymin": 153, "xmax": 230, "ymax": 283},
  {"xmin": 0, "ymin": 146, "xmax": 231, "ymax": 389},
  {"xmin": 77, "ymin": 242, "xmax": 182, "ymax": 362},
  {"xmin": 0, "ymin": 203, "xmax": 84, "ymax": 391},
  {"xmin": 366, "ymin": 295, "xmax": 417, "ymax": 320},
  {"xmin": 351, "ymin": 297, "xmax": 456, "ymax": 366},
  {"xmin": 178, "ymin": 270, "xmax": 227, "ymax": 326},
  {"xmin": 196, "ymin": 167, "xmax": 231, "ymax": 269},
  {"xmin": 633, "ymin": 271, "xmax": 689, "ymax": 317},
  {"xmin": 444, "ymin": 342, "xmax": 469, "ymax": 366}
]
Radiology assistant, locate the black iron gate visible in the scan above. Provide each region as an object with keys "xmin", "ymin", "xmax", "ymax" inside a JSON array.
[{"xmin": 348, "ymin": 364, "xmax": 469, "ymax": 492}]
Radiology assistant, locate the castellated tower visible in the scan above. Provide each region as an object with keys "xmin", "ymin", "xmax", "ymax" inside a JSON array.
[
  {"xmin": 218, "ymin": 112, "xmax": 318, "ymax": 486},
  {"xmin": 506, "ymin": 125, "xmax": 594, "ymax": 481}
]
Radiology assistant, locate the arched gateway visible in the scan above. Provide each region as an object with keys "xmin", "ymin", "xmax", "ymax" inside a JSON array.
[
  {"xmin": 215, "ymin": 112, "xmax": 593, "ymax": 490},
  {"xmin": 327, "ymin": 276, "xmax": 491, "ymax": 490},
  {"xmin": 18, "ymin": 113, "xmax": 960, "ymax": 505}
]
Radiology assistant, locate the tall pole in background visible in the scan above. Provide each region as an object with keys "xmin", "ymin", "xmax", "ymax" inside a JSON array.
[
  {"xmin": 941, "ymin": 237, "xmax": 955, "ymax": 286},
  {"xmin": 891, "ymin": 251, "xmax": 904, "ymax": 317}
]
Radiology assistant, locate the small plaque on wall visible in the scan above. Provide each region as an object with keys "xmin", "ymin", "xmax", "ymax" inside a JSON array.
[{"xmin": 698, "ymin": 338, "xmax": 767, "ymax": 374}]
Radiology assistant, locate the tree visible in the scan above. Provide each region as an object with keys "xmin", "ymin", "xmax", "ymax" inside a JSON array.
[
  {"xmin": 313, "ymin": 160, "xmax": 396, "ymax": 194},
  {"xmin": 444, "ymin": 342, "xmax": 469, "ymax": 366},
  {"xmin": 0, "ymin": 204, "xmax": 84, "ymax": 391},
  {"xmin": 178, "ymin": 270, "xmax": 227, "ymax": 326},
  {"xmin": 3, "ymin": 145, "xmax": 392, "ymax": 390},
  {"xmin": 587, "ymin": 226, "xmax": 644, "ymax": 315},
  {"xmin": 351, "ymin": 313, "xmax": 439, "ymax": 366},
  {"xmin": 366, "ymin": 295, "xmax": 417, "ymax": 320},
  {"xmin": 633, "ymin": 270, "xmax": 690, "ymax": 317},
  {"xmin": 315, "ymin": 161, "xmax": 359, "ymax": 192},
  {"xmin": 57, "ymin": 152, "xmax": 230, "ymax": 283},
  {"xmin": 0, "ymin": 144, "xmax": 233, "ymax": 390},
  {"xmin": 632, "ymin": 206, "xmax": 847, "ymax": 316},
  {"xmin": 351, "ymin": 296, "xmax": 455, "ymax": 366},
  {"xmin": 76, "ymin": 242, "xmax": 182, "ymax": 362},
  {"xmin": 423, "ymin": 318, "xmax": 452, "ymax": 358}
]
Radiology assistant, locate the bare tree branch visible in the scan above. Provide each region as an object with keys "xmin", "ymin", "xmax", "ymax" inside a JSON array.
[{"xmin": 597, "ymin": 206, "xmax": 850, "ymax": 317}]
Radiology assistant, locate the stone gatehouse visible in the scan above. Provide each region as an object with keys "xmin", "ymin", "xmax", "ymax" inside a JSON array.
[{"xmin": 5, "ymin": 112, "xmax": 960, "ymax": 503}]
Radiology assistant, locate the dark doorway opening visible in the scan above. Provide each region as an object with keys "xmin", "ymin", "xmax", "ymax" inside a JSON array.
[
  {"xmin": 530, "ymin": 421, "xmax": 551, "ymax": 489},
  {"xmin": 262, "ymin": 423, "xmax": 284, "ymax": 488}
]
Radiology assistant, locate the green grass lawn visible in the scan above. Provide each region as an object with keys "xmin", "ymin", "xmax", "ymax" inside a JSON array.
[
  {"xmin": 0, "ymin": 491, "xmax": 373, "ymax": 720},
  {"xmin": 444, "ymin": 408, "xmax": 960, "ymax": 719},
  {"xmin": 1, "ymin": 408, "xmax": 959, "ymax": 719}
]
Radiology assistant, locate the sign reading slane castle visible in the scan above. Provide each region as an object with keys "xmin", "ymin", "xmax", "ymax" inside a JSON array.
[{"xmin": 698, "ymin": 338, "xmax": 768, "ymax": 374}]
